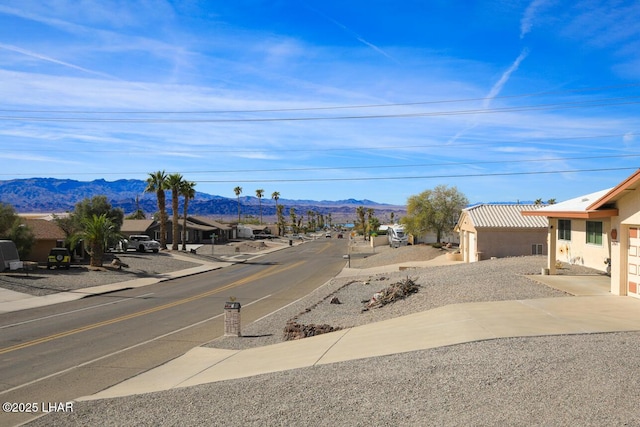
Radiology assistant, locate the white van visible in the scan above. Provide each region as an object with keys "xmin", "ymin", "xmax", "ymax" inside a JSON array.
[{"xmin": 0, "ymin": 240, "xmax": 20, "ymax": 270}]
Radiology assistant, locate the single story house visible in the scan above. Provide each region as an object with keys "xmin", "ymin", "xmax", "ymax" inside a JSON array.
[
  {"xmin": 143, "ymin": 217, "xmax": 234, "ymax": 245},
  {"xmin": 522, "ymin": 169, "xmax": 640, "ymax": 298},
  {"xmin": 22, "ymin": 218, "xmax": 66, "ymax": 263},
  {"xmin": 454, "ymin": 204, "xmax": 548, "ymax": 262},
  {"xmin": 120, "ymin": 219, "xmax": 157, "ymax": 238}
]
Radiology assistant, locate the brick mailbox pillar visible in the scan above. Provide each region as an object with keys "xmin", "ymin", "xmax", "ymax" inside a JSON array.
[{"xmin": 224, "ymin": 301, "xmax": 242, "ymax": 337}]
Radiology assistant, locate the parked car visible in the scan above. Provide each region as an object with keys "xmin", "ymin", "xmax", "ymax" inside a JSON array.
[
  {"xmin": 125, "ymin": 235, "xmax": 161, "ymax": 253},
  {"xmin": 47, "ymin": 247, "xmax": 71, "ymax": 269}
]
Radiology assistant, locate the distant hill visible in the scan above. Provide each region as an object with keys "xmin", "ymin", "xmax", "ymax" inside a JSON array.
[{"xmin": 0, "ymin": 178, "xmax": 405, "ymax": 222}]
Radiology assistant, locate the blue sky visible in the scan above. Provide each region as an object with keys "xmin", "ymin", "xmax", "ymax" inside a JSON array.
[{"xmin": 1, "ymin": 1, "xmax": 639, "ymax": 206}]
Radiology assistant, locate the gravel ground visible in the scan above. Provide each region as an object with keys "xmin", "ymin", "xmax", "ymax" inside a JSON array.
[
  {"xmin": 0, "ymin": 252, "xmax": 201, "ymax": 296},
  {"xmin": 24, "ymin": 246, "xmax": 639, "ymax": 426}
]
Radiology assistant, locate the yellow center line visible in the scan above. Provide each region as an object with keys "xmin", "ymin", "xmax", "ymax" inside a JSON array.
[{"xmin": 0, "ymin": 260, "xmax": 305, "ymax": 355}]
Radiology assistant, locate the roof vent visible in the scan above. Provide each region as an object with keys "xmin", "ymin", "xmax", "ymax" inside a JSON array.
[{"xmin": 581, "ymin": 198, "xmax": 589, "ymax": 202}]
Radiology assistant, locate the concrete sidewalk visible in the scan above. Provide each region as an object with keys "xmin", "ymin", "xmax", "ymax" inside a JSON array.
[{"xmin": 81, "ymin": 294, "xmax": 640, "ymax": 401}]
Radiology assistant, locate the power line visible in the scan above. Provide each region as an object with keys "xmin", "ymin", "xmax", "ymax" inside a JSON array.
[
  {"xmin": 168, "ymin": 167, "xmax": 640, "ymax": 183},
  {"xmin": 2, "ymin": 153, "xmax": 639, "ymax": 178},
  {"xmin": 5, "ymin": 132, "xmax": 637, "ymax": 155},
  {"xmin": 2, "ymin": 83, "xmax": 639, "ymax": 115},
  {"xmin": 1, "ymin": 96, "xmax": 639, "ymax": 123}
]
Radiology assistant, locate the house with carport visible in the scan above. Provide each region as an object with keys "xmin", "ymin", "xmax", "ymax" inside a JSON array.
[
  {"xmin": 454, "ymin": 204, "xmax": 548, "ymax": 262},
  {"xmin": 522, "ymin": 168, "xmax": 640, "ymax": 298}
]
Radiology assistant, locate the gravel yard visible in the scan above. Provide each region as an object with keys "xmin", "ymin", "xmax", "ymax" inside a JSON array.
[
  {"xmin": 0, "ymin": 252, "xmax": 200, "ymax": 296},
  {"xmin": 20, "ymin": 244, "xmax": 639, "ymax": 426}
]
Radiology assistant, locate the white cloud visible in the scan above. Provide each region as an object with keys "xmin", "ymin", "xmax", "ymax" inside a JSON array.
[{"xmin": 520, "ymin": 0, "xmax": 550, "ymax": 39}]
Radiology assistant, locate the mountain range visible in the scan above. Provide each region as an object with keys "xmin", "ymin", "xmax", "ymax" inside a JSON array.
[{"xmin": 0, "ymin": 178, "xmax": 405, "ymax": 222}]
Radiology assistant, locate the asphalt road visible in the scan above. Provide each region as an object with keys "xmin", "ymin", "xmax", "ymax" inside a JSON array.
[{"xmin": 0, "ymin": 238, "xmax": 347, "ymax": 426}]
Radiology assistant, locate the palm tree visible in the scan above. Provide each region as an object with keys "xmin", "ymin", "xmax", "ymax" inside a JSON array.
[
  {"xmin": 356, "ymin": 206, "xmax": 366, "ymax": 241},
  {"xmin": 166, "ymin": 173, "xmax": 183, "ymax": 250},
  {"xmin": 234, "ymin": 186, "xmax": 243, "ymax": 223},
  {"xmin": 276, "ymin": 204, "xmax": 285, "ymax": 236},
  {"xmin": 366, "ymin": 208, "xmax": 375, "ymax": 240},
  {"xmin": 272, "ymin": 191, "xmax": 282, "ymax": 235},
  {"xmin": 180, "ymin": 180, "xmax": 196, "ymax": 251},
  {"xmin": 289, "ymin": 207, "xmax": 297, "ymax": 233},
  {"xmin": 76, "ymin": 213, "xmax": 121, "ymax": 267},
  {"xmin": 256, "ymin": 188, "xmax": 264, "ymax": 224},
  {"xmin": 145, "ymin": 170, "xmax": 168, "ymax": 249}
]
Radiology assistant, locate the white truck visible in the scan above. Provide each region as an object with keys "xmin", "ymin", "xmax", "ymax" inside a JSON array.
[
  {"xmin": 125, "ymin": 235, "xmax": 161, "ymax": 253},
  {"xmin": 387, "ymin": 225, "xmax": 409, "ymax": 248}
]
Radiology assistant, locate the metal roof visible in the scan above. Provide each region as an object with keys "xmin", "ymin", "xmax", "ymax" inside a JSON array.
[
  {"xmin": 465, "ymin": 204, "xmax": 548, "ymax": 228},
  {"xmin": 535, "ymin": 188, "xmax": 613, "ymax": 213}
]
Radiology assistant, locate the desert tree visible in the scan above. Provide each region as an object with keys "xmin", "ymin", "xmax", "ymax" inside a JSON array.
[
  {"xmin": 401, "ymin": 184, "xmax": 468, "ymax": 243},
  {"xmin": 0, "ymin": 202, "xmax": 34, "ymax": 259}
]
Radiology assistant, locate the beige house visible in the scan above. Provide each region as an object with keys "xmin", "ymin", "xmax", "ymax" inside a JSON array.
[
  {"xmin": 455, "ymin": 204, "xmax": 548, "ymax": 262},
  {"xmin": 523, "ymin": 169, "xmax": 640, "ymax": 298},
  {"xmin": 22, "ymin": 218, "xmax": 66, "ymax": 263}
]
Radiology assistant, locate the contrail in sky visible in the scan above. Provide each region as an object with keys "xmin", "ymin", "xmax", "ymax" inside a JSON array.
[
  {"xmin": 483, "ymin": 48, "xmax": 529, "ymax": 109},
  {"xmin": 449, "ymin": 49, "xmax": 529, "ymax": 144},
  {"xmin": 0, "ymin": 43, "xmax": 117, "ymax": 80},
  {"xmin": 304, "ymin": 4, "xmax": 399, "ymax": 63}
]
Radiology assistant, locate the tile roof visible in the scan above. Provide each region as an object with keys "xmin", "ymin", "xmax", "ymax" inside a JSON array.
[
  {"xmin": 23, "ymin": 218, "xmax": 66, "ymax": 240},
  {"xmin": 465, "ymin": 204, "xmax": 548, "ymax": 228}
]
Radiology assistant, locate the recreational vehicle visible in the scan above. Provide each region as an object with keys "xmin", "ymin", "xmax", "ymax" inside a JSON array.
[
  {"xmin": 0, "ymin": 240, "xmax": 20, "ymax": 270},
  {"xmin": 387, "ymin": 225, "xmax": 408, "ymax": 248}
]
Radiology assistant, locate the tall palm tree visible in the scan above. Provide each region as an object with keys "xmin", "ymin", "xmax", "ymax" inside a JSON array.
[
  {"xmin": 234, "ymin": 186, "xmax": 243, "ymax": 223},
  {"xmin": 289, "ymin": 207, "xmax": 297, "ymax": 233},
  {"xmin": 256, "ymin": 188, "xmax": 264, "ymax": 224},
  {"xmin": 366, "ymin": 208, "xmax": 375, "ymax": 240},
  {"xmin": 167, "ymin": 173, "xmax": 183, "ymax": 250},
  {"xmin": 145, "ymin": 170, "xmax": 168, "ymax": 249},
  {"xmin": 76, "ymin": 213, "xmax": 121, "ymax": 267},
  {"xmin": 276, "ymin": 204, "xmax": 285, "ymax": 236},
  {"xmin": 180, "ymin": 180, "xmax": 196, "ymax": 251},
  {"xmin": 356, "ymin": 206, "xmax": 366, "ymax": 241},
  {"xmin": 272, "ymin": 191, "xmax": 281, "ymax": 235}
]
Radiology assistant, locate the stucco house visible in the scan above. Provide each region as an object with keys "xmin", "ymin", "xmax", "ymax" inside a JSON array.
[
  {"xmin": 142, "ymin": 217, "xmax": 233, "ymax": 245},
  {"xmin": 22, "ymin": 218, "xmax": 66, "ymax": 263},
  {"xmin": 454, "ymin": 204, "xmax": 548, "ymax": 262},
  {"xmin": 522, "ymin": 169, "xmax": 640, "ymax": 298}
]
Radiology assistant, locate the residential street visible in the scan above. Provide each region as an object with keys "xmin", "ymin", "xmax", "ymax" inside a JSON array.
[{"xmin": 0, "ymin": 238, "xmax": 347, "ymax": 426}]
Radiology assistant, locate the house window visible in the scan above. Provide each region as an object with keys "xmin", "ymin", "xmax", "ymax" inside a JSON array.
[
  {"xmin": 531, "ymin": 244, "xmax": 543, "ymax": 255},
  {"xmin": 558, "ymin": 219, "xmax": 571, "ymax": 241},
  {"xmin": 586, "ymin": 221, "xmax": 603, "ymax": 245}
]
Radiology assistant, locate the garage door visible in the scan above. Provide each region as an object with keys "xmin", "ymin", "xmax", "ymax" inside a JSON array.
[{"xmin": 628, "ymin": 227, "xmax": 640, "ymax": 298}]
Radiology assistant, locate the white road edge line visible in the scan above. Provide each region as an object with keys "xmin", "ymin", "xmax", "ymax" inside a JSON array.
[
  {"xmin": 0, "ymin": 293, "xmax": 156, "ymax": 329},
  {"xmin": 0, "ymin": 294, "xmax": 269, "ymax": 396}
]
